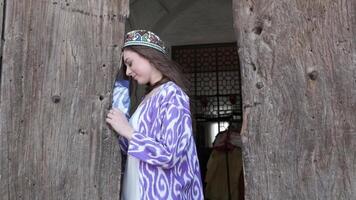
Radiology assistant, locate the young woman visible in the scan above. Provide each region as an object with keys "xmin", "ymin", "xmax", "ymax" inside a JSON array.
[{"xmin": 106, "ymin": 30, "xmax": 204, "ymax": 200}]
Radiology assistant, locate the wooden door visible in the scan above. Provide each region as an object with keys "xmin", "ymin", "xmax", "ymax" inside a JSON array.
[
  {"xmin": 233, "ymin": 0, "xmax": 356, "ymax": 199},
  {"xmin": 0, "ymin": 1, "xmax": 129, "ymax": 199}
]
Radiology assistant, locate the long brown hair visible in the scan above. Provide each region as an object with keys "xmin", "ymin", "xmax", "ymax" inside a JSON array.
[{"xmin": 122, "ymin": 45, "xmax": 189, "ymax": 94}]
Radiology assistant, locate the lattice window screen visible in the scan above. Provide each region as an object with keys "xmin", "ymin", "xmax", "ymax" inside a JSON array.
[{"xmin": 172, "ymin": 43, "xmax": 242, "ymax": 146}]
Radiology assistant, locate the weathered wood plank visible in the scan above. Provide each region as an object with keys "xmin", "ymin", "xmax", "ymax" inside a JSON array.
[
  {"xmin": 233, "ymin": 0, "xmax": 356, "ymax": 199},
  {"xmin": 0, "ymin": 0, "xmax": 129, "ymax": 199}
]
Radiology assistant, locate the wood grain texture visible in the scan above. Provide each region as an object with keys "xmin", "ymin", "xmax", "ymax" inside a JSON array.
[
  {"xmin": 0, "ymin": 0, "xmax": 129, "ymax": 199},
  {"xmin": 233, "ymin": 0, "xmax": 356, "ymax": 199}
]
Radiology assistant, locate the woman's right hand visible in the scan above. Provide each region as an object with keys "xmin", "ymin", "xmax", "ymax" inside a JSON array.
[{"xmin": 106, "ymin": 108, "xmax": 134, "ymax": 140}]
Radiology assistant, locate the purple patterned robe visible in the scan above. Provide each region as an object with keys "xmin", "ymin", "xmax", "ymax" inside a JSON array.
[{"xmin": 119, "ymin": 81, "xmax": 204, "ymax": 199}]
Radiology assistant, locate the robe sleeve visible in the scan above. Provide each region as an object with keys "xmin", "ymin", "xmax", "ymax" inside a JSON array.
[
  {"xmin": 112, "ymin": 79, "xmax": 131, "ymax": 155},
  {"xmin": 127, "ymin": 92, "xmax": 192, "ymax": 169}
]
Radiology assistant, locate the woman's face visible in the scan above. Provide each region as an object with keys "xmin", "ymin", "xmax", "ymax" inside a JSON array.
[{"xmin": 123, "ymin": 49, "xmax": 162, "ymax": 85}]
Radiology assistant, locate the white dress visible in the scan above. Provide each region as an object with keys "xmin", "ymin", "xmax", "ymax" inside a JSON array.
[{"xmin": 121, "ymin": 105, "xmax": 143, "ymax": 200}]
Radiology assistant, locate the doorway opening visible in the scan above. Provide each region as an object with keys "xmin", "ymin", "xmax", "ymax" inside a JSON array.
[
  {"xmin": 126, "ymin": 0, "xmax": 244, "ymax": 199},
  {"xmin": 172, "ymin": 43, "xmax": 243, "ymax": 200}
]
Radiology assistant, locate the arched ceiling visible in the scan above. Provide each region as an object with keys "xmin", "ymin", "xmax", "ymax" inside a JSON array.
[{"xmin": 127, "ymin": 0, "xmax": 236, "ymax": 47}]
